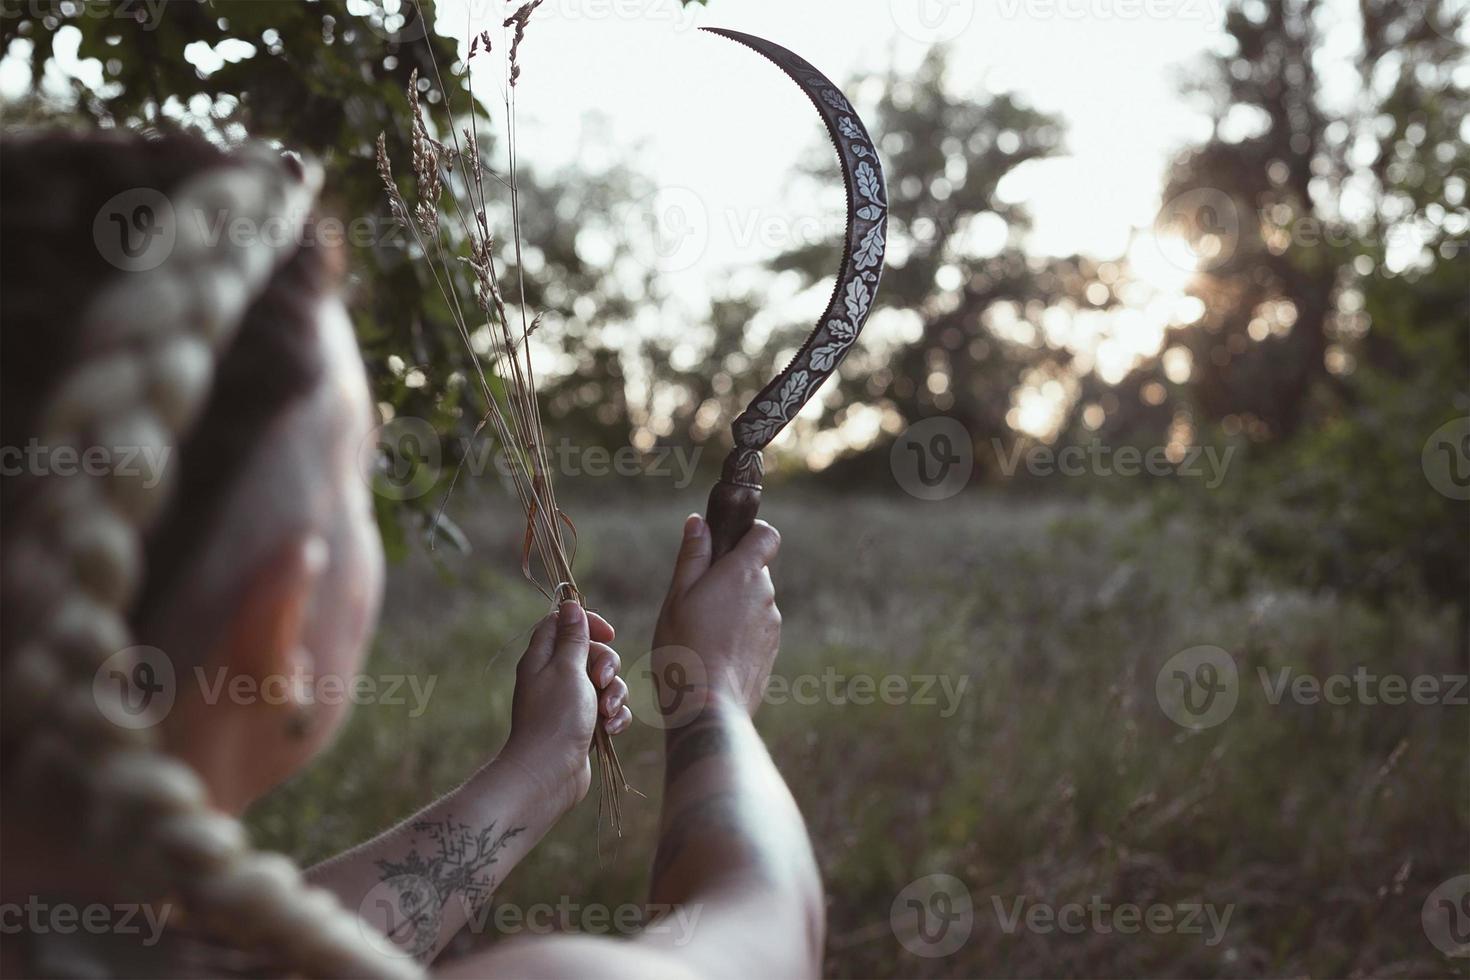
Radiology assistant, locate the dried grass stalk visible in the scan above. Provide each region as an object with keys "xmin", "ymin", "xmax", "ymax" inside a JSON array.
[{"xmin": 377, "ymin": 0, "xmax": 629, "ymax": 834}]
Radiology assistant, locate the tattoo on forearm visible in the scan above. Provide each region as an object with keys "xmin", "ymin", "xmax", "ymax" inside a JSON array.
[
  {"xmin": 372, "ymin": 819, "xmax": 525, "ymax": 958},
  {"xmin": 651, "ymin": 792, "xmax": 742, "ymax": 888},
  {"xmin": 664, "ymin": 717, "xmax": 732, "ymax": 784}
]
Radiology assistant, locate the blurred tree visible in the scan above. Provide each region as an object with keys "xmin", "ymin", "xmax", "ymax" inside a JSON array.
[
  {"xmin": 645, "ymin": 47, "xmax": 1105, "ymax": 481},
  {"xmin": 1120, "ymin": 0, "xmax": 1469, "ymax": 604},
  {"xmin": 1, "ymin": 0, "xmax": 699, "ymax": 543}
]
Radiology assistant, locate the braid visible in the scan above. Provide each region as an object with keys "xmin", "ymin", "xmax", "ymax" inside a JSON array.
[{"xmin": 0, "ymin": 135, "xmax": 422, "ymax": 980}]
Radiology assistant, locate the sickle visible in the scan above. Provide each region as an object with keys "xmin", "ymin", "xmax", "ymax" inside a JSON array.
[{"xmin": 698, "ymin": 28, "xmax": 889, "ymax": 559}]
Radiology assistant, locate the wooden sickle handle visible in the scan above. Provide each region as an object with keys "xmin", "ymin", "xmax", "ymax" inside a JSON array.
[
  {"xmin": 705, "ymin": 448, "xmax": 763, "ymax": 560},
  {"xmin": 705, "ymin": 479, "xmax": 761, "ymax": 561}
]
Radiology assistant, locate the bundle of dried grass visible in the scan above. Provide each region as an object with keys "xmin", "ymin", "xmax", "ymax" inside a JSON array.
[{"xmin": 376, "ymin": 0, "xmax": 628, "ymax": 833}]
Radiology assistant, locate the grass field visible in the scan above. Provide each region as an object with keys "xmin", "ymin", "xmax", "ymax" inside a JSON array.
[{"xmin": 248, "ymin": 488, "xmax": 1467, "ymax": 978}]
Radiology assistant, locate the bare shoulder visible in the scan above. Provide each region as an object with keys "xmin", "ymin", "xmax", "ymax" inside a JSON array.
[{"xmin": 435, "ymin": 934, "xmax": 703, "ymax": 980}]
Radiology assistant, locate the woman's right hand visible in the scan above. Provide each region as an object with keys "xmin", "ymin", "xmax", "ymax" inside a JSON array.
[{"xmin": 652, "ymin": 513, "xmax": 782, "ymax": 717}]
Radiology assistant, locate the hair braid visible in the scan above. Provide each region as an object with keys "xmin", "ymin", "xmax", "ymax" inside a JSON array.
[{"xmin": 0, "ymin": 140, "xmax": 422, "ymax": 980}]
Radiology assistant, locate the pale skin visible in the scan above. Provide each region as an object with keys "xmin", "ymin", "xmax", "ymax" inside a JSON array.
[{"xmin": 88, "ymin": 294, "xmax": 823, "ymax": 976}]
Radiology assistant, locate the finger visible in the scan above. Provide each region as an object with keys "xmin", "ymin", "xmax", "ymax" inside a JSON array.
[
  {"xmin": 550, "ymin": 600, "xmax": 590, "ymax": 672},
  {"xmin": 604, "ymin": 704, "xmax": 632, "ymax": 735},
  {"xmin": 588, "ymin": 642, "xmax": 621, "ymax": 688},
  {"xmin": 728, "ymin": 519, "xmax": 781, "ymax": 570},
  {"xmin": 667, "ymin": 513, "xmax": 713, "ymax": 598},
  {"xmin": 587, "ymin": 611, "xmax": 615, "ymax": 644},
  {"xmin": 517, "ymin": 613, "xmax": 557, "ymax": 673},
  {"xmin": 599, "ymin": 675, "xmax": 629, "ymax": 718}
]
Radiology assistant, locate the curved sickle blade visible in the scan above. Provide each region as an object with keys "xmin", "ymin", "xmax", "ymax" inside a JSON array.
[
  {"xmin": 704, "ymin": 28, "xmax": 888, "ymax": 474},
  {"xmin": 700, "ymin": 28, "xmax": 888, "ymax": 557}
]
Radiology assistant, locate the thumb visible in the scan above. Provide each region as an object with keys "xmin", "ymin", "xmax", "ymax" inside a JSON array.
[
  {"xmin": 667, "ymin": 513, "xmax": 713, "ymax": 598},
  {"xmin": 550, "ymin": 599, "xmax": 589, "ymax": 671}
]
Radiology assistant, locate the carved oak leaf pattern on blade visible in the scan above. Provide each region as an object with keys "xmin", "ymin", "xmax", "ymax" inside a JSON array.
[
  {"xmin": 821, "ymin": 88, "xmax": 850, "ymax": 113},
  {"xmin": 755, "ymin": 369, "xmax": 811, "ymax": 420},
  {"xmin": 707, "ymin": 30, "xmax": 886, "ymax": 459},
  {"xmin": 810, "ymin": 342, "xmax": 846, "ymax": 373},
  {"xmin": 844, "ymin": 277, "xmax": 872, "ymax": 323},
  {"xmin": 855, "ymin": 161, "xmax": 884, "ymax": 206},
  {"xmin": 855, "ymin": 223, "xmax": 885, "ymax": 271}
]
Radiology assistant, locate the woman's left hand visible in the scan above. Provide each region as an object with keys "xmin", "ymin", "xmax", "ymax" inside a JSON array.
[{"xmin": 501, "ymin": 600, "xmax": 631, "ymax": 814}]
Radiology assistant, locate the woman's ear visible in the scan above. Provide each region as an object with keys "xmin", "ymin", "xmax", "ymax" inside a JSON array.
[{"xmin": 214, "ymin": 535, "xmax": 328, "ymax": 685}]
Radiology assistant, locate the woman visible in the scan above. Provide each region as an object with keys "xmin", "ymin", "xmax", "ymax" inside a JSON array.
[{"xmin": 0, "ymin": 132, "xmax": 822, "ymax": 978}]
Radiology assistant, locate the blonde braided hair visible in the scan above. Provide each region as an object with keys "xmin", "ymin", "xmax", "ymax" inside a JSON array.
[{"xmin": 0, "ymin": 138, "xmax": 422, "ymax": 980}]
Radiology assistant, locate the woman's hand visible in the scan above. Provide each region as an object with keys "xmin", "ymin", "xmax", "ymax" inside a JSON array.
[
  {"xmin": 501, "ymin": 603, "xmax": 630, "ymax": 815},
  {"xmin": 653, "ymin": 513, "xmax": 782, "ymax": 717}
]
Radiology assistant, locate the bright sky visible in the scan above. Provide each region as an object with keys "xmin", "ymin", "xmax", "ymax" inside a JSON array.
[
  {"xmin": 7, "ymin": 0, "xmax": 1390, "ymax": 444},
  {"xmin": 460, "ymin": 0, "xmax": 1222, "ymax": 266}
]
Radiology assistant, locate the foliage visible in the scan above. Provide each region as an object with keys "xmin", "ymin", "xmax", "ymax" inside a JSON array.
[{"xmin": 252, "ymin": 490, "xmax": 1468, "ymax": 977}]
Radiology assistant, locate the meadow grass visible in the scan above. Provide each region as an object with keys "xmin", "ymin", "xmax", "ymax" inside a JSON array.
[{"xmin": 249, "ymin": 488, "xmax": 1466, "ymax": 978}]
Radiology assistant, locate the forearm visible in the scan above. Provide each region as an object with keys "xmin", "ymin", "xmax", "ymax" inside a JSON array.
[
  {"xmin": 642, "ymin": 697, "xmax": 824, "ymax": 979},
  {"xmin": 306, "ymin": 756, "xmax": 563, "ymax": 963}
]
